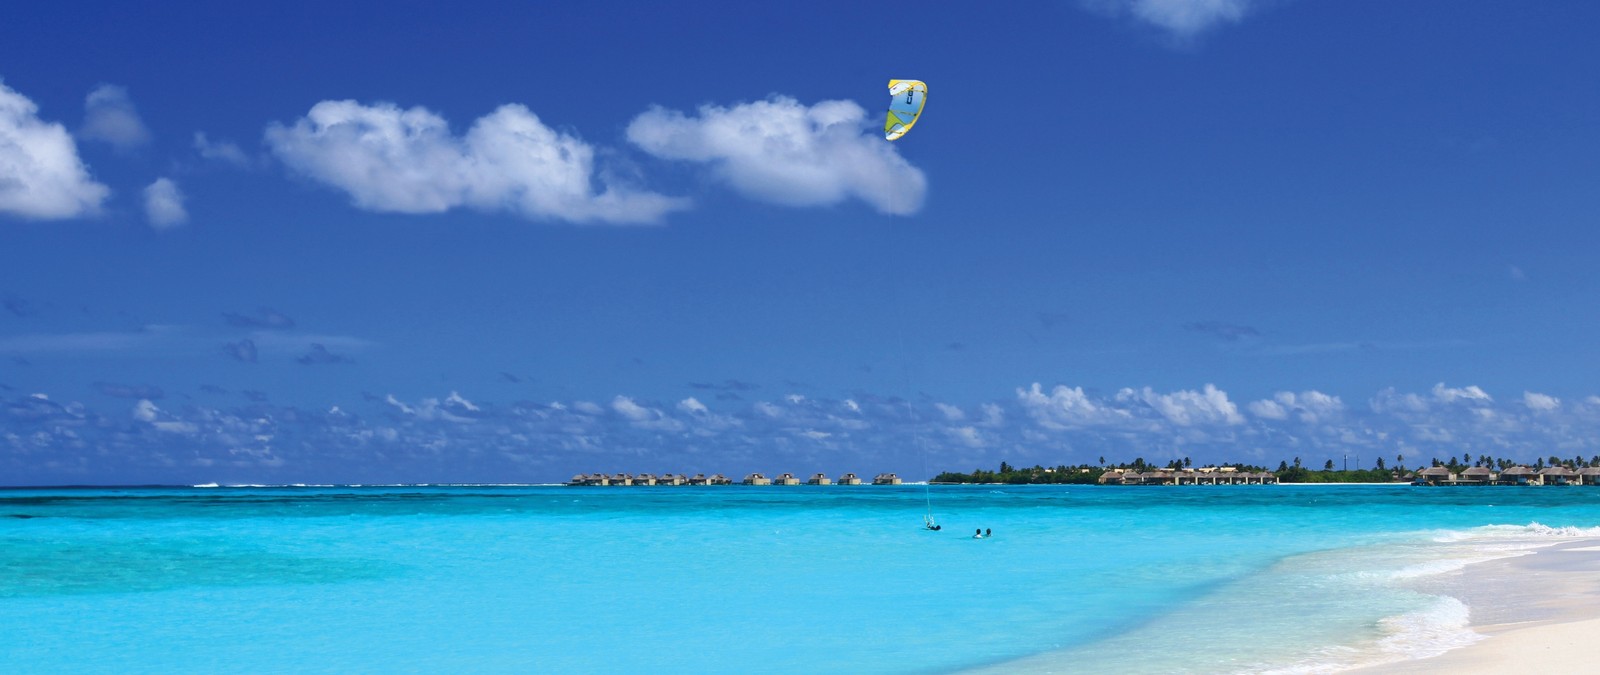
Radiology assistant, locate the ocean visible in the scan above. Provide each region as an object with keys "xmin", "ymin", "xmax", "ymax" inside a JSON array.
[{"xmin": 3, "ymin": 484, "xmax": 1599, "ymax": 673}]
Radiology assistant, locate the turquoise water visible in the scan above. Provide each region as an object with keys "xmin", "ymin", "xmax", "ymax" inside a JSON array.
[{"xmin": 3, "ymin": 484, "xmax": 1600, "ymax": 673}]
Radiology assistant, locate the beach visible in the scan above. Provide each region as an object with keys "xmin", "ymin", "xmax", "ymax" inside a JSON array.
[{"xmin": 1360, "ymin": 538, "xmax": 1600, "ymax": 674}]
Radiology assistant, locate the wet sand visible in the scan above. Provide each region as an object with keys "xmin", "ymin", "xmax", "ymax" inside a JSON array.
[{"xmin": 1355, "ymin": 539, "xmax": 1600, "ymax": 674}]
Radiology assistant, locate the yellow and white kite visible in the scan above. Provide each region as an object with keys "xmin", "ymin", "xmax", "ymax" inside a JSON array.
[{"xmin": 884, "ymin": 79, "xmax": 927, "ymax": 141}]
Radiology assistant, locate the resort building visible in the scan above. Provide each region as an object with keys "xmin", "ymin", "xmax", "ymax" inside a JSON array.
[
  {"xmin": 773, "ymin": 473, "xmax": 801, "ymax": 486},
  {"xmin": 743, "ymin": 473, "xmax": 771, "ymax": 486},
  {"xmin": 1539, "ymin": 466, "xmax": 1578, "ymax": 486},
  {"xmin": 1415, "ymin": 467, "xmax": 1456, "ymax": 485},
  {"xmin": 807, "ymin": 473, "xmax": 832, "ymax": 486},
  {"xmin": 1580, "ymin": 468, "xmax": 1600, "ymax": 486},
  {"xmin": 609, "ymin": 473, "xmax": 633, "ymax": 486},
  {"xmin": 837, "ymin": 473, "xmax": 862, "ymax": 485},
  {"xmin": 1458, "ymin": 467, "xmax": 1494, "ymax": 485},
  {"xmin": 633, "ymin": 473, "xmax": 657, "ymax": 486},
  {"xmin": 1499, "ymin": 466, "xmax": 1538, "ymax": 485},
  {"xmin": 872, "ymin": 473, "xmax": 903, "ymax": 485},
  {"xmin": 709, "ymin": 474, "xmax": 733, "ymax": 485},
  {"xmin": 658, "ymin": 474, "xmax": 684, "ymax": 486},
  {"xmin": 1101, "ymin": 469, "xmax": 1278, "ymax": 486}
]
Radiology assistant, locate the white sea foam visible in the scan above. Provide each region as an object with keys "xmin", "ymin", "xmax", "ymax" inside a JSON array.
[
  {"xmin": 191, "ymin": 482, "xmax": 219, "ymax": 488},
  {"xmin": 1252, "ymin": 597, "xmax": 1481, "ymax": 674}
]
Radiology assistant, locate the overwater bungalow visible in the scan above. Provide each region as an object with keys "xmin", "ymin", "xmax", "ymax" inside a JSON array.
[
  {"xmin": 709, "ymin": 474, "xmax": 733, "ymax": 485},
  {"xmin": 773, "ymin": 473, "xmax": 801, "ymax": 486},
  {"xmin": 1458, "ymin": 467, "xmax": 1495, "ymax": 485},
  {"xmin": 743, "ymin": 473, "xmax": 771, "ymax": 486},
  {"xmin": 1415, "ymin": 466, "xmax": 1455, "ymax": 485},
  {"xmin": 837, "ymin": 473, "xmax": 862, "ymax": 485},
  {"xmin": 634, "ymin": 473, "xmax": 658, "ymax": 486},
  {"xmin": 686, "ymin": 473, "xmax": 710, "ymax": 486},
  {"xmin": 656, "ymin": 473, "xmax": 683, "ymax": 486},
  {"xmin": 609, "ymin": 473, "xmax": 634, "ymax": 486},
  {"xmin": 873, "ymin": 473, "xmax": 902, "ymax": 485},
  {"xmin": 1579, "ymin": 468, "xmax": 1600, "ymax": 486},
  {"xmin": 807, "ymin": 473, "xmax": 832, "ymax": 485},
  {"xmin": 1498, "ymin": 466, "xmax": 1538, "ymax": 485},
  {"xmin": 1539, "ymin": 466, "xmax": 1578, "ymax": 486},
  {"xmin": 569, "ymin": 473, "xmax": 605, "ymax": 486},
  {"xmin": 1097, "ymin": 470, "xmax": 1127, "ymax": 485}
]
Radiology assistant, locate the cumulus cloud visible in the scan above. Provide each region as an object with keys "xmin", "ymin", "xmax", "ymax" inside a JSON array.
[
  {"xmin": 0, "ymin": 80, "xmax": 110, "ymax": 219},
  {"xmin": 193, "ymin": 132, "xmax": 251, "ymax": 167},
  {"xmin": 1118, "ymin": 384, "xmax": 1243, "ymax": 426},
  {"xmin": 627, "ymin": 96, "xmax": 927, "ymax": 215},
  {"xmin": 1081, "ymin": 0, "xmax": 1262, "ymax": 38},
  {"xmin": 1432, "ymin": 382, "xmax": 1492, "ymax": 405},
  {"xmin": 265, "ymin": 100, "xmax": 687, "ymax": 224},
  {"xmin": 80, "ymin": 84, "xmax": 151, "ymax": 150},
  {"xmin": 143, "ymin": 177, "xmax": 187, "ymax": 228},
  {"xmin": 1248, "ymin": 390, "xmax": 1343, "ymax": 423},
  {"xmin": 1524, "ymin": 391, "xmax": 1560, "ymax": 411},
  {"xmin": 1018, "ymin": 383, "xmax": 1131, "ymax": 428}
]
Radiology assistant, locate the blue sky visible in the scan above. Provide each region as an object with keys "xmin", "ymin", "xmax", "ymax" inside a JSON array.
[{"xmin": 4, "ymin": 0, "xmax": 1600, "ymax": 485}]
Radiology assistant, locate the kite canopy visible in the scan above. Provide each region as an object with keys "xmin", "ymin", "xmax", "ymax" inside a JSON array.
[{"xmin": 885, "ymin": 79, "xmax": 927, "ymax": 141}]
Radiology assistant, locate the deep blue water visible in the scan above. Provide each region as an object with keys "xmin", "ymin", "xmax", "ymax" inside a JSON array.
[{"xmin": 3, "ymin": 484, "xmax": 1599, "ymax": 673}]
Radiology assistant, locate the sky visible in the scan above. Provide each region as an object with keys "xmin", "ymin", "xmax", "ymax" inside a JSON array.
[{"xmin": 3, "ymin": 0, "xmax": 1600, "ymax": 485}]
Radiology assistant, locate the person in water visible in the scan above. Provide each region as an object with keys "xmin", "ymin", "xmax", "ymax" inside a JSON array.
[
  {"xmin": 985, "ymin": 528, "xmax": 991, "ymax": 538},
  {"xmin": 974, "ymin": 528, "xmax": 983, "ymax": 539}
]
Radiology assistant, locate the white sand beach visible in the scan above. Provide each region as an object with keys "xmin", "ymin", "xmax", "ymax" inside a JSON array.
[{"xmin": 1356, "ymin": 538, "xmax": 1600, "ymax": 674}]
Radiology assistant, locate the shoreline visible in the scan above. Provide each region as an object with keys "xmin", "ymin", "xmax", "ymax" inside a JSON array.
[{"xmin": 1353, "ymin": 537, "xmax": 1600, "ymax": 673}]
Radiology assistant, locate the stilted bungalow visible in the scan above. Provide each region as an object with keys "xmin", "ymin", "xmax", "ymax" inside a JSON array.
[
  {"xmin": 569, "ymin": 473, "xmax": 609, "ymax": 486},
  {"xmin": 609, "ymin": 473, "xmax": 634, "ymax": 486},
  {"xmin": 743, "ymin": 473, "xmax": 771, "ymax": 486},
  {"xmin": 773, "ymin": 473, "xmax": 801, "ymax": 486},
  {"xmin": 1498, "ymin": 466, "xmax": 1538, "ymax": 485},
  {"xmin": 1415, "ymin": 466, "xmax": 1455, "ymax": 485},
  {"xmin": 709, "ymin": 474, "xmax": 733, "ymax": 485},
  {"xmin": 837, "ymin": 473, "xmax": 862, "ymax": 485},
  {"xmin": 658, "ymin": 474, "xmax": 684, "ymax": 486},
  {"xmin": 1097, "ymin": 470, "xmax": 1127, "ymax": 485},
  {"xmin": 1579, "ymin": 468, "xmax": 1600, "ymax": 486},
  {"xmin": 1458, "ymin": 467, "xmax": 1495, "ymax": 485},
  {"xmin": 873, "ymin": 473, "xmax": 903, "ymax": 485},
  {"xmin": 686, "ymin": 473, "xmax": 710, "ymax": 486},
  {"xmin": 633, "ymin": 473, "xmax": 657, "ymax": 486},
  {"xmin": 807, "ymin": 473, "xmax": 832, "ymax": 486},
  {"xmin": 1539, "ymin": 466, "xmax": 1578, "ymax": 486}
]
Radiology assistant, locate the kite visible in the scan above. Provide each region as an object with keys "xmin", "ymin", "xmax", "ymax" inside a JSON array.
[{"xmin": 884, "ymin": 79, "xmax": 927, "ymax": 141}]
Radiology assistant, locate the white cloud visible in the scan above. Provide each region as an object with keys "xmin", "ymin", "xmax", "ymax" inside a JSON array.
[
  {"xmin": 0, "ymin": 80, "xmax": 110, "ymax": 219},
  {"xmin": 1017, "ymin": 383, "xmax": 1131, "ymax": 428},
  {"xmin": 946, "ymin": 426, "xmax": 985, "ymax": 448},
  {"xmin": 80, "ymin": 84, "xmax": 151, "ymax": 150},
  {"xmin": 1120, "ymin": 384, "xmax": 1243, "ymax": 426},
  {"xmin": 1250, "ymin": 390, "xmax": 1344, "ymax": 423},
  {"xmin": 678, "ymin": 397, "xmax": 709, "ymax": 415},
  {"xmin": 1247, "ymin": 398, "xmax": 1288, "ymax": 420},
  {"xmin": 934, "ymin": 403, "xmax": 965, "ymax": 421},
  {"xmin": 143, "ymin": 177, "xmax": 187, "ymax": 228},
  {"xmin": 1082, "ymin": 0, "xmax": 1260, "ymax": 38},
  {"xmin": 193, "ymin": 132, "xmax": 251, "ymax": 167},
  {"xmin": 612, "ymin": 395, "xmax": 682, "ymax": 431},
  {"xmin": 265, "ymin": 100, "xmax": 687, "ymax": 224},
  {"xmin": 627, "ymin": 96, "xmax": 927, "ymax": 215},
  {"xmin": 1370, "ymin": 387, "xmax": 1429, "ymax": 414},
  {"xmin": 1432, "ymin": 382, "xmax": 1492, "ymax": 405},
  {"xmin": 1524, "ymin": 391, "xmax": 1560, "ymax": 411}
]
